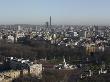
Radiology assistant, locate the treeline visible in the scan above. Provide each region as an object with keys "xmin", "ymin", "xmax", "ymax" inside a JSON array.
[
  {"xmin": 0, "ymin": 39, "xmax": 85, "ymax": 61},
  {"xmin": 0, "ymin": 38, "xmax": 110, "ymax": 64}
]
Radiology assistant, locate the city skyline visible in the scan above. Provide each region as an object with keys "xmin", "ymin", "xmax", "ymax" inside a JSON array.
[{"xmin": 0, "ymin": 0, "xmax": 110, "ymax": 25}]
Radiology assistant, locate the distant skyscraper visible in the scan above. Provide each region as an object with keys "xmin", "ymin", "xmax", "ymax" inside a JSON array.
[{"xmin": 50, "ymin": 16, "xmax": 51, "ymax": 27}]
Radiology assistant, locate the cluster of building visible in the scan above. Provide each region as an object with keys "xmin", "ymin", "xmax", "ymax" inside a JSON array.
[
  {"xmin": 0, "ymin": 22, "xmax": 110, "ymax": 52},
  {"xmin": 0, "ymin": 17, "xmax": 110, "ymax": 81},
  {"xmin": 0, "ymin": 57, "xmax": 42, "ymax": 82}
]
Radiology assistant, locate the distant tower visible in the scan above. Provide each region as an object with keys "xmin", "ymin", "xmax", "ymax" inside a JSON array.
[{"xmin": 50, "ymin": 16, "xmax": 51, "ymax": 27}]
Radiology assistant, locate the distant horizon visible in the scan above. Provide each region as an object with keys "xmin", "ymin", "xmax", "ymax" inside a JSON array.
[
  {"xmin": 0, "ymin": 23, "xmax": 110, "ymax": 26},
  {"xmin": 0, "ymin": 0, "xmax": 110, "ymax": 25}
]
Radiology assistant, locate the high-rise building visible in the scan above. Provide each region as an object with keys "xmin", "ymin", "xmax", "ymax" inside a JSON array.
[{"xmin": 50, "ymin": 16, "xmax": 51, "ymax": 27}]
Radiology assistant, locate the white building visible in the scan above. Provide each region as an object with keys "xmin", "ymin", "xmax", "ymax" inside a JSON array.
[
  {"xmin": 18, "ymin": 25, "xmax": 22, "ymax": 31},
  {"xmin": 8, "ymin": 35, "xmax": 14, "ymax": 43},
  {"xmin": 74, "ymin": 32, "xmax": 78, "ymax": 37},
  {"xmin": 15, "ymin": 31, "xmax": 25, "ymax": 42}
]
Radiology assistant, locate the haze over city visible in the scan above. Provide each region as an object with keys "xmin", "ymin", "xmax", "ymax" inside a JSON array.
[
  {"xmin": 1, "ymin": 0, "xmax": 110, "ymax": 82},
  {"xmin": 0, "ymin": 0, "xmax": 110, "ymax": 25}
]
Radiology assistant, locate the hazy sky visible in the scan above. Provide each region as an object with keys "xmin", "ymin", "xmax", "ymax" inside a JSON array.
[{"xmin": 0, "ymin": 0, "xmax": 110, "ymax": 25}]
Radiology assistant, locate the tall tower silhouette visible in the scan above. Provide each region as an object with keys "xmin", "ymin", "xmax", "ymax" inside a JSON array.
[{"xmin": 50, "ymin": 16, "xmax": 51, "ymax": 27}]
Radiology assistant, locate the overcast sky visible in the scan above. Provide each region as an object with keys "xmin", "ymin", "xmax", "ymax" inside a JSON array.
[{"xmin": 0, "ymin": 0, "xmax": 110, "ymax": 25}]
